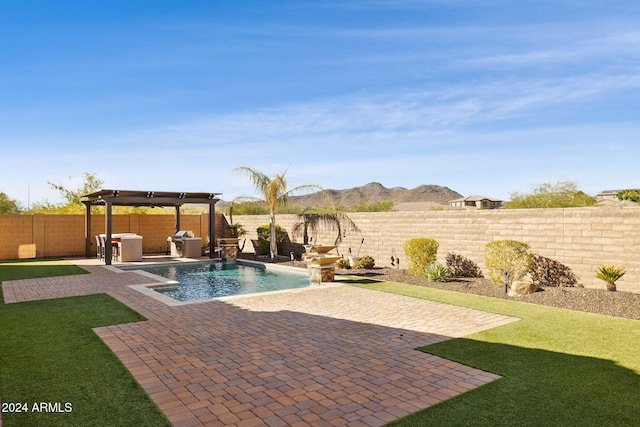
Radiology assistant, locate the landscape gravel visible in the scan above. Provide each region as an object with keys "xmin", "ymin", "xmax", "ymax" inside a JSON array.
[
  {"xmin": 261, "ymin": 256, "xmax": 640, "ymax": 321},
  {"xmin": 340, "ymin": 267, "xmax": 640, "ymax": 321}
]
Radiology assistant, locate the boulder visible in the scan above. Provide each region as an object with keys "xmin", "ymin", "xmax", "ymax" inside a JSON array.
[{"xmin": 508, "ymin": 280, "xmax": 539, "ymax": 297}]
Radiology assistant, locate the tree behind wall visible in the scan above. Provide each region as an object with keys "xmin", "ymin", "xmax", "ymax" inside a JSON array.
[
  {"xmin": 28, "ymin": 172, "xmax": 103, "ymax": 214},
  {"xmin": 616, "ymin": 189, "xmax": 640, "ymax": 203},
  {"xmin": 0, "ymin": 192, "xmax": 22, "ymax": 214},
  {"xmin": 503, "ymin": 180, "xmax": 597, "ymax": 209}
]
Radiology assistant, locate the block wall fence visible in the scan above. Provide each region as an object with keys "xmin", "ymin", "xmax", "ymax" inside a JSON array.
[
  {"xmin": 1, "ymin": 208, "xmax": 639, "ymax": 292},
  {"xmin": 232, "ymin": 207, "xmax": 640, "ymax": 293},
  {"xmin": 0, "ymin": 213, "xmax": 227, "ymax": 260}
]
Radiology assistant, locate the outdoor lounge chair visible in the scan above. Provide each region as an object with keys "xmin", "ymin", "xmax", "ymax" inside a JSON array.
[{"xmin": 250, "ymin": 239, "xmax": 261, "ymax": 260}]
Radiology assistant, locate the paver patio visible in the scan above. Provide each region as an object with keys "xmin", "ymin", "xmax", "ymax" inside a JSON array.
[{"xmin": 2, "ymin": 260, "xmax": 518, "ymax": 426}]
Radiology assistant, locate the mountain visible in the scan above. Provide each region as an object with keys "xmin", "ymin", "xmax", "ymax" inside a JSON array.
[{"xmin": 287, "ymin": 182, "xmax": 462, "ymax": 209}]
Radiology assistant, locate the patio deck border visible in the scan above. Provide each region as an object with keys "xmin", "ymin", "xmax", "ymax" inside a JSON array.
[{"xmin": 2, "ymin": 258, "xmax": 518, "ymax": 426}]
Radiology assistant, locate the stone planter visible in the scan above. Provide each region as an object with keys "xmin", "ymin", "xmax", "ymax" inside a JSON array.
[
  {"xmin": 303, "ymin": 244, "xmax": 337, "ymax": 254},
  {"xmin": 307, "ymin": 256, "xmax": 341, "ymax": 284},
  {"xmin": 217, "ymin": 237, "xmax": 240, "ymax": 260}
]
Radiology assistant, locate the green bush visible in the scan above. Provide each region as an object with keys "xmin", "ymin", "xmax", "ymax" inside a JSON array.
[
  {"xmin": 616, "ymin": 189, "xmax": 640, "ymax": 203},
  {"xmin": 256, "ymin": 224, "xmax": 285, "ymax": 255},
  {"xmin": 225, "ymin": 223, "xmax": 247, "ymax": 238},
  {"xmin": 404, "ymin": 238, "xmax": 439, "ymax": 277},
  {"xmin": 336, "ymin": 258, "xmax": 351, "ymax": 269},
  {"xmin": 424, "ymin": 262, "xmax": 451, "ymax": 282},
  {"xmin": 484, "ymin": 240, "xmax": 532, "ymax": 286},
  {"xmin": 503, "ymin": 180, "xmax": 597, "ymax": 209},
  {"xmin": 354, "ymin": 255, "xmax": 375, "ymax": 269}
]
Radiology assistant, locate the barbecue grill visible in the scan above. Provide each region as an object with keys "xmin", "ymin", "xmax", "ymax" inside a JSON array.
[{"xmin": 169, "ymin": 231, "xmax": 201, "ymax": 258}]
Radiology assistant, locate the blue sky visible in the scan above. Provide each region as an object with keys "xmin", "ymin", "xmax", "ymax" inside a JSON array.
[{"xmin": 2, "ymin": 1, "xmax": 640, "ymax": 206}]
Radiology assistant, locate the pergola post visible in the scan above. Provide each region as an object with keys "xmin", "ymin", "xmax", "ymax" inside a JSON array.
[
  {"xmin": 84, "ymin": 202, "xmax": 92, "ymax": 259},
  {"xmin": 105, "ymin": 201, "xmax": 113, "ymax": 265},
  {"xmin": 209, "ymin": 202, "xmax": 216, "ymax": 258},
  {"xmin": 175, "ymin": 206, "xmax": 181, "ymax": 233}
]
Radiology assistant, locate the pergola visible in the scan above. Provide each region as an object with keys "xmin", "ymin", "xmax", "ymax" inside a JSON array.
[{"xmin": 81, "ymin": 189, "xmax": 221, "ymax": 265}]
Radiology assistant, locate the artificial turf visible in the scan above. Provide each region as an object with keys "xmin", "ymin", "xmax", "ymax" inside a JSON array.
[
  {"xmin": 3, "ymin": 261, "xmax": 639, "ymax": 426},
  {"xmin": 0, "ymin": 260, "xmax": 171, "ymax": 427},
  {"xmin": 345, "ymin": 280, "xmax": 640, "ymax": 426}
]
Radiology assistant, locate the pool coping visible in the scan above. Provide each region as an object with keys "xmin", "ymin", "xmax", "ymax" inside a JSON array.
[{"xmin": 122, "ymin": 259, "xmax": 343, "ymax": 307}]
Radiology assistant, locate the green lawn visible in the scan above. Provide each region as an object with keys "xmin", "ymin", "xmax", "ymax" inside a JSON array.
[
  {"xmin": 0, "ymin": 260, "xmax": 170, "ymax": 427},
  {"xmin": 343, "ymin": 280, "xmax": 640, "ymax": 426},
  {"xmin": 3, "ymin": 261, "xmax": 639, "ymax": 426}
]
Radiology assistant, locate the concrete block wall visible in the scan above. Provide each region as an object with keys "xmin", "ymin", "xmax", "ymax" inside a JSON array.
[
  {"xmin": 232, "ymin": 207, "xmax": 640, "ymax": 293},
  {"xmin": 0, "ymin": 215, "xmax": 35, "ymax": 259},
  {"xmin": 137, "ymin": 215, "xmax": 177, "ymax": 254},
  {"xmin": 1, "ymin": 209, "xmax": 638, "ymax": 292},
  {"xmin": 0, "ymin": 213, "xmax": 226, "ymax": 260}
]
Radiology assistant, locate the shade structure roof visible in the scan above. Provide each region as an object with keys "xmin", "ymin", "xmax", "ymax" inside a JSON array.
[{"xmin": 82, "ymin": 189, "xmax": 221, "ymax": 206}]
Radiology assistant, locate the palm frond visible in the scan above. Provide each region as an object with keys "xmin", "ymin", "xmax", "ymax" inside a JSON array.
[
  {"xmin": 595, "ymin": 264, "xmax": 626, "ymax": 284},
  {"xmin": 233, "ymin": 166, "xmax": 270, "ymax": 194}
]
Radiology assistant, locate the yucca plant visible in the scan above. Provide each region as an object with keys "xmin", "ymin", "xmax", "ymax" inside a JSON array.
[
  {"xmin": 595, "ymin": 264, "xmax": 626, "ymax": 291},
  {"xmin": 424, "ymin": 262, "xmax": 451, "ymax": 282}
]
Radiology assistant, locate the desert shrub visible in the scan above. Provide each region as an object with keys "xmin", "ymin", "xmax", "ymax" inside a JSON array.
[
  {"xmin": 616, "ymin": 189, "xmax": 640, "ymax": 203},
  {"xmin": 503, "ymin": 180, "xmax": 596, "ymax": 209},
  {"xmin": 424, "ymin": 262, "xmax": 451, "ymax": 282},
  {"xmin": 350, "ymin": 200, "xmax": 394, "ymax": 212},
  {"xmin": 484, "ymin": 240, "xmax": 532, "ymax": 286},
  {"xmin": 404, "ymin": 238, "xmax": 439, "ymax": 277},
  {"xmin": 445, "ymin": 253, "xmax": 483, "ymax": 278},
  {"xmin": 595, "ymin": 264, "xmax": 626, "ymax": 292},
  {"xmin": 225, "ymin": 223, "xmax": 247, "ymax": 238},
  {"xmin": 529, "ymin": 254, "xmax": 577, "ymax": 287},
  {"xmin": 336, "ymin": 258, "xmax": 351, "ymax": 269},
  {"xmin": 256, "ymin": 224, "xmax": 285, "ymax": 255},
  {"xmin": 354, "ymin": 255, "xmax": 375, "ymax": 269}
]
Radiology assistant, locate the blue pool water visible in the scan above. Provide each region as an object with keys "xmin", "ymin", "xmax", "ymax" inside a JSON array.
[{"xmin": 126, "ymin": 261, "xmax": 310, "ymax": 301}]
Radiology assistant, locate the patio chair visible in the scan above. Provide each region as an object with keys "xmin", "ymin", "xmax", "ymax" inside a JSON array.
[
  {"xmin": 95, "ymin": 235, "xmax": 104, "ymax": 260},
  {"xmin": 110, "ymin": 238, "xmax": 119, "ymax": 262},
  {"xmin": 98, "ymin": 235, "xmax": 119, "ymax": 263},
  {"xmin": 250, "ymin": 239, "xmax": 261, "ymax": 260}
]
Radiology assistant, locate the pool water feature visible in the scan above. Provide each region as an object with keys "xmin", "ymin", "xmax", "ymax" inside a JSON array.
[{"xmin": 126, "ymin": 261, "xmax": 311, "ymax": 302}]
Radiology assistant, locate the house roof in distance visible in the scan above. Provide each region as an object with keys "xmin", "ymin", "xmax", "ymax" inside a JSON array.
[{"xmin": 449, "ymin": 195, "xmax": 503, "ymax": 203}]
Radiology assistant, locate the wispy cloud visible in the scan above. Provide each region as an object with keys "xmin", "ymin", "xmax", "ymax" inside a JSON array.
[
  {"xmin": 463, "ymin": 28, "xmax": 640, "ymax": 68},
  {"xmin": 126, "ymin": 70, "xmax": 640, "ymax": 153}
]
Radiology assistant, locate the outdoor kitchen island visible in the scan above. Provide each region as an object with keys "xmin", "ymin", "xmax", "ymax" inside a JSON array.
[{"xmin": 101, "ymin": 233, "xmax": 143, "ymax": 262}]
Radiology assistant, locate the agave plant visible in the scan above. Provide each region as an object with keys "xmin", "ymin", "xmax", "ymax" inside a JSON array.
[
  {"xmin": 595, "ymin": 264, "xmax": 626, "ymax": 291},
  {"xmin": 424, "ymin": 262, "xmax": 451, "ymax": 282}
]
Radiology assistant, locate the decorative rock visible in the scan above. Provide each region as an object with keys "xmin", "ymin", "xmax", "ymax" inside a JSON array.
[{"xmin": 508, "ymin": 280, "xmax": 539, "ymax": 297}]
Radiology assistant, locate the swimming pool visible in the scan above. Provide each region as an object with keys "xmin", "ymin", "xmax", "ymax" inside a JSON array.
[{"xmin": 125, "ymin": 261, "xmax": 311, "ymax": 302}]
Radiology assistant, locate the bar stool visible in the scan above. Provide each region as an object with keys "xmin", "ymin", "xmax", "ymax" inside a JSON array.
[
  {"xmin": 111, "ymin": 239, "xmax": 120, "ymax": 262},
  {"xmin": 95, "ymin": 235, "xmax": 104, "ymax": 260}
]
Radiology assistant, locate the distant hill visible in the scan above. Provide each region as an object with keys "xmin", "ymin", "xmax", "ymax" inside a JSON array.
[{"xmin": 287, "ymin": 182, "xmax": 463, "ymax": 209}]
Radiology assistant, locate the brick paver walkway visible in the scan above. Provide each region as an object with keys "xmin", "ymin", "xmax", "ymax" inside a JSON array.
[{"xmin": 2, "ymin": 261, "xmax": 518, "ymax": 426}]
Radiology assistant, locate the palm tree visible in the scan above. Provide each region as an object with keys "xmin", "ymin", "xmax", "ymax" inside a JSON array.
[{"xmin": 233, "ymin": 165, "xmax": 322, "ymax": 258}]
